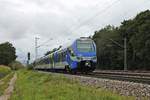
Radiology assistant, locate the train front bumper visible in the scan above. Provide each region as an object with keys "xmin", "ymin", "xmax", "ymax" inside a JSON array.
[
  {"xmin": 70, "ymin": 56, "xmax": 97, "ymax": 70},
  {"xmin": 77, "ymin": 60, "xmax": 96, "ymax": 72}
]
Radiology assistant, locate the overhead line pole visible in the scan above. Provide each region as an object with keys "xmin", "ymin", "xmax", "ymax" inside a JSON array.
[
  {"xmin": 124, "ymin": 37, "xmax": 127, "ymax": 71},
  {"xmin": 35, "ymin": 37, "xmax": 54, "ymax": 61},
  {"xmin": 107, "ymin": 37, "xmax": 127, "ymax": 71},
  {"xmin": 35, "ymin": 37, "xmax": 39, "ymax": 60}
]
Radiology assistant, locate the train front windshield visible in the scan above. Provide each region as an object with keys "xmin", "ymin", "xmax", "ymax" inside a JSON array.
[{"xmin": 77, "ymin": 40, "xmax": 95, "ymax": 52}]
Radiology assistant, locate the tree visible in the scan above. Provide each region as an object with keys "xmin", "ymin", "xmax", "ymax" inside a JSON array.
[
  {"xmin": 119, "ymin": 10, "xmax": 150, "ymax": 70},
  {"xmin": 92, "ymin": 10, "xmax": 150, "ymax": 70},
  {"xmin": 93, "ymin": 25, "xmax": 123, "ymax": 69},
  {"xmin": 8, "ymin": 61, "xmax": 24, "ymax": 70},
  {"xmin": 0, "ymin": 42, "xmax": 17, "ymax": 65}
]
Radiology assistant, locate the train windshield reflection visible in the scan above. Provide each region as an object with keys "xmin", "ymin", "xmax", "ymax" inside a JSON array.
[{"xmin": 77, "ymin": 40, "xmax": 94, "ymax": 52}]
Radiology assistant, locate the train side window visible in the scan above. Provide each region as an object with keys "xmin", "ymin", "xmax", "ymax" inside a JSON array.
[
  {"xmin": 58, "ymin": 52, "xmax": 62, "ymax": 62},
  {"xmin": 59, "ymin": 52, "xmax": 61, "ymax": 62},
  {"xmin": 61, "ymin": 52, "xmax": 63, "ymax": 61},
  {"xmin": 63, "ymin": 51, "xmax": 66, "ymax": 60},
  {"xmin": 57, "ymin": 53, "xmax": 60, "ymax": 62},
  {"xmin": 46, "ymin": 58, "xmax": 50, "ymax": 64},
  {"xmin": 67, "ymin": 48, "xmax": 71, "ymax": 53}
]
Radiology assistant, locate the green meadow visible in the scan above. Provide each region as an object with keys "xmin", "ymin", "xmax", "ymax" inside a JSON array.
[
  {"xmin": 0, "ymin": 65, "xmax": 14, "ymax": 95},
  {"xmin": 10, "ymin": 70, "xmax": 135, "ymax": 100},
  {"xmin": 0, "ymin": 65, "xmax": 11, "ymax": 79}
]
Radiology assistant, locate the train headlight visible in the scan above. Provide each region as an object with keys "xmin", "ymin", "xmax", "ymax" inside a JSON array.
[
  {"xmin": 92, "ymin": 56, "xmax": 97, "ymax": 60},
  {"xmin": 70, "ymin": 50, "xmax": 75, "ymax": 56},
  {"xmin": 77, "ymin": 57, "xmax": 83, "ymax": 61},
  {"xmin": 77, "ymin": 57, "xmax": 81, "ymax": 60}
]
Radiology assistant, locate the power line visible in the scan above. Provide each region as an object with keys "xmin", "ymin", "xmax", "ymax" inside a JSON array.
[
  {"xmin": 35, "ymin": 0, "xmax": 148, "ymax": 53},
  {"xmin": 37, "ymin": 38, "xmax": 53, "ymax": 48},
  {"xmin": 91, "ymin": 0, "xmax": 150, "ymax": 33},
  {"xmin": 71, "ymin": 0, "xmax": 121, "ymax": 33},
  {"xmin": 36, "ymin": 0, "xmax": 121, "ymax": 47}
]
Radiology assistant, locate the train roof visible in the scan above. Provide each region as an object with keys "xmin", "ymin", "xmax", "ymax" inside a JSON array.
[{"xmin": 35, "ymin": 37, "xmax": 93, "ymax": 62}]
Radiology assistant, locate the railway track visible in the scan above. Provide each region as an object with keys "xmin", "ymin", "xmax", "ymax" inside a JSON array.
[
  {"xmin": 39, "ymin": 69, "xmax": 150, "ymax": 84},
  {"xmin": 94, "ymin": 70, "xmax": 150, "ymax": 77},
  {"xmin": 85, "ymin": 72, "xmax": 150, "ymax": 85}
]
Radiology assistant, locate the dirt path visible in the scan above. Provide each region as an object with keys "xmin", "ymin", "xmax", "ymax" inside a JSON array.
[{"xmin": 0, "ymin": 73, "xmax": 17, "ymax": 100}]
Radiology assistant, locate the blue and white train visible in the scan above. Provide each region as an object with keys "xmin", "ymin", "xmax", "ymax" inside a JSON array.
[{"xmin": 34, "ymin": 37, "xmax": 97, "ymax": 73}]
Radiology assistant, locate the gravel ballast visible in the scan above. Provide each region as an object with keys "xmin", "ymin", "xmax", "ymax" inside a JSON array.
[{"xmin": 64, "ymin": 74, "xmax": 150, "ymax": 99}]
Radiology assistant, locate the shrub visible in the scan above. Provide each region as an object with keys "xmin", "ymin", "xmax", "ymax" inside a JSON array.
[
  {"xmin": 0, "ymin": 65, "xmax": 11, "ymax": 79},
  {"xmin": 27, "ymin": 64, "xmax": 34, "ymax": 70},
  {"xmin": 8, "ymin": 61, "xmax": 24, "ymax": 70}
]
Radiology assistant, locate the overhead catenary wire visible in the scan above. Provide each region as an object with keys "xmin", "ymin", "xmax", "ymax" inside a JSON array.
[
  {"xmin": 34, "ymin": 0, "xmax": 122, "ymax": 60},
  {"xmin": 88, "ymin": 0, "xmax": 150, "ymax": 35},
  {"xmin": 37, "ymin": 0, "xmax": 121, "ymax": 47},
  {"xmin": 37, "ymin": 38, "xmax": 53, "ymax": 48},
  {"xmin": 70, "ymin": 0, "xmax": 121, "ymax": 33},
  {"xmin": 35, "ymin": 0, "xmax": 149, "ymax": 57},
  {"xmin": 37, "ymin": 0, "xmax": 149, "ymax": 47}
]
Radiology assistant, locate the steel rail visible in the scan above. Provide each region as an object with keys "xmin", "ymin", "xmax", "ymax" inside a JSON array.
[
  {"xmin": 37, "ymin": 69, "xmax": 150, "ymax": 85},
  {"xmin": 82, "ymin": 72, "xmax": 150, "ymax": 85},
  {"xmin": 93, "ymin": 71, "xmax": 150, "ymax": 77}
]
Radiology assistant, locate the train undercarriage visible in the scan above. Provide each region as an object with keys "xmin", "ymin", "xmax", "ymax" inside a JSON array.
[{"xmin": 65, "ymin": 61, "xmax": 96, "ymax": 74}]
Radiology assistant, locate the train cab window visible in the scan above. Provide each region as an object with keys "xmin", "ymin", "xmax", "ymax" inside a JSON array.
[{"xmin": 77, "ymin": 40, "xmax": 95, "ymax": 52}]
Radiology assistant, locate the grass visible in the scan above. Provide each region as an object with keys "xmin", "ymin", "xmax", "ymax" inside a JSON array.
[
  {"xmin": 0, "ymin": 72, "xmax": 14, "ymax": 95},
  {"xmin": 0, "ymin": 65, "xmax": 11, "ymax": 79},
  {"xmin": 10, "ymin": 69, "xmax": 135, "ymax": 100},
  {"xmin": 0, "ymin": 65, "xmax": 13, "ymax": 96}
]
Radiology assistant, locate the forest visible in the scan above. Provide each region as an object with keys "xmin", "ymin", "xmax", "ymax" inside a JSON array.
[{"xmin": 92, "ymin": 10, "xmax": 150, "ymax": 70}]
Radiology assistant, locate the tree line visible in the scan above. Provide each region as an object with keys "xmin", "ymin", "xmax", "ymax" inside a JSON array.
[
  {"xmin": 0, "ymin": 42, "xmax": 16, "ymax": 65},
  {"xmin": 0, "ymin": 42, "xmax": 24, "ymax": 70},
  {"xmin": 92, "ymin": 10, "xmax": 150, "ymax": 70},
  {"xmin": 1, "ymin": 10, "xmax": 149, "ymax": 71}
]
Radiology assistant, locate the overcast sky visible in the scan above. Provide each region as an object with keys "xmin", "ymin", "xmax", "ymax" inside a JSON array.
[{"xmin": 0, "ymin": 0, "xmax": 150, "ymax": 63}]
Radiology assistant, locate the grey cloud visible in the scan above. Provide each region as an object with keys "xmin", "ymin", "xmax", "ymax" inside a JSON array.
[{"xmin": 0, "ymin": 0, "xmax": 150, "ymax": 62}]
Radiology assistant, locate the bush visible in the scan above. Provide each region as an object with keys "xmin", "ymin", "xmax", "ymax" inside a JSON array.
[
  {"xmin": 0, "ymin": 42, "xmax": 17, "ymax": 65},
  {"xmin": 27, "ymin": 64, "xmax": 34, "ymax": 70},
  {"xmin": 8, "ymin": 61, "xmax": 24, "ymax": 70},
  {"xmin": 0, "ymin": 65, "xmax": 11, "ymax": 79}
]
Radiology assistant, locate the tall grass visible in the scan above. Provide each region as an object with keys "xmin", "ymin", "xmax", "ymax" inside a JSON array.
[
  {"xmin": 11, "ymin": 70, "xmax": 135, "ymax": 100},
  {"xmin": 0, "ymin": 65, "xmax": 13, "ymax": 96},
  {"xmin": 0, "ymin": 65, "xmax": 11, "ymax": 79},
  {"xmin": 0, "ymin": 72, "xmax": 14, "ymax": 95}
]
